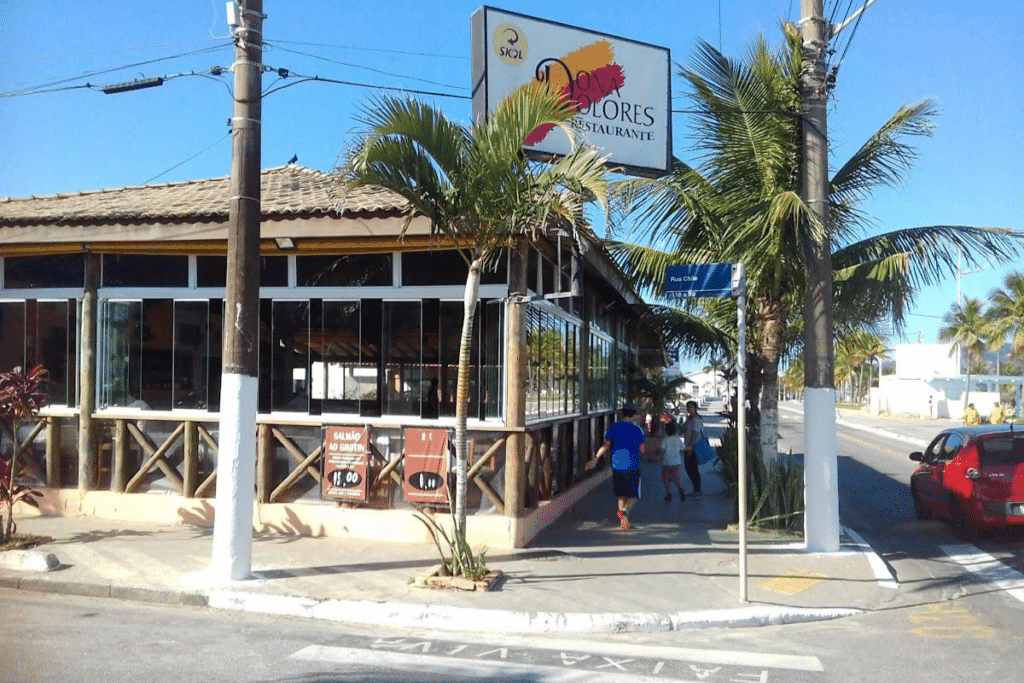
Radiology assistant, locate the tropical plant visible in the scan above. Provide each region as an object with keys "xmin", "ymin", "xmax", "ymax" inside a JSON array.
[
  {"xmin": 987, "ymin": 270, "xmax": 1024, "ymax": 381},
  {"xmin": 703, "ymin": 356, "xmax": 729, "ymax": 397},
  {"xmin": 635, "ymin": 372, "xmax": 690, "ymax": 436},
  {"xmin": 610, "ymin": 30, "xmax": 1024, "ymax": 465},
  {"xmin": 0, "ymin": 364, "xmax": 50, "ymax": 543},
  {"xmin": 415, "ymin": 493, "xmax": 489, "ymax": 582},
  {"xmin": 717, "ymin": 426, "xmax": 804, "ymax": 531},
  {"xmin": 938, "ymin": 297, "xmax": 989, "ymax": 410},
  {"xmin": 341, "ymin": 87, "xmax": 608, "ymax": 542}
]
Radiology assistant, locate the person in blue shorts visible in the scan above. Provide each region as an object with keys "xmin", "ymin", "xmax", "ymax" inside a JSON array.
[{"xmin": 585, "ymin": 401, "xmax": 645, "ymax": 529}]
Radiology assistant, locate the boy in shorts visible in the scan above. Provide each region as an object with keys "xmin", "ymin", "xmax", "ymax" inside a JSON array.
[{"xmin": 586, "ymin": 401, "xmax": 645, "ymax": 529}]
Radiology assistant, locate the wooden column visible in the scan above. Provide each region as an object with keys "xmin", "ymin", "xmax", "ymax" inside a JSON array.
[
  {"xmin": 256, "ymin": 423, "xmax": 273, "ymax": 504},
  {"xmin": 112, "ymin": 419, "xmax": 128, "ymax": 492},
  {"xmin": 504, "ymin": 239, "xmax": 529, "ymax": 518},
  {"xmin": 45, "ymin": 416, "xmax": 61, "ymax": 488},
  {"xmin": 77, "ymin": 252, "xmax": 99, "ymax": 491},
  {"xmin": 183, "ymin": 420, "xmax": 199, "ymax": 498}
]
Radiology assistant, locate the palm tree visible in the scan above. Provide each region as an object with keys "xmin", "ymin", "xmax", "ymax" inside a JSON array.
[
  {"xmin": 611, "ymin": 31, "xmax": 1024, "ymax": 464},
  {"xmin": 703, "ymin": 356, "xmax": 728, "ymax": 397},
  {"xmin": 342, "ymin": 88, "xmax": 608, "ymax": 534},
  {"xmin": 635, "ymin": 372, "xmax": 691, "ymax": 436},
  {"xmin": 987, "ymin": 270, "xmax": 1024, "ymax": 385},
  {"xmin": 938, "ymin": 297, "xmax": 989, "ymax": 411}
]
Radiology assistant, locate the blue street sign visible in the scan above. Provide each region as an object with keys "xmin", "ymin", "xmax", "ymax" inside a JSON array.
[{"xmin": 665, "ymin": 263, "xmax": 734, "ymax": 298}]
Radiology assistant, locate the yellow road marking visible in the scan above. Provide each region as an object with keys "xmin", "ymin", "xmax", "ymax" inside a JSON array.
[
  {"xmin": 909, "ymin": 602, "xmax": 994, "ymax": 639},
  {"xmin": 758, "ymin": 569, "xmax": 827, "ymax": 596}
]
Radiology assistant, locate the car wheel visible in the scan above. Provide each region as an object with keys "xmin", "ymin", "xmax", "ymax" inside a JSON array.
[
  {"xmin": 911, "ymin": 484, "xmax": 930, "ymax": 520},
  {"xmin": 950, "ymin": 496, "xmax": 978, "ymax": 541}
]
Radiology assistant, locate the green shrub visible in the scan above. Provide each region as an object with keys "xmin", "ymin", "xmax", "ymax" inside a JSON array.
[{"xmin": 716, "ymin": 426, "xmax": 804, "ymax": 532}]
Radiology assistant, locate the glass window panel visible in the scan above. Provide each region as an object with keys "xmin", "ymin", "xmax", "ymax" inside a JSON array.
[
  {"xmin": 297, "ymin": 254, "xmax": 392, "ymax": 287},
  {"xmin": 383, "ymin": 301, "xmax": 421, "ymax": 416},
  {"xmin": 33, "ymin": 300, "xmax": 74, "ymax": 406},
  {"xmin": 173, "ymin": 301, "xmax": 210, "ymax": 409},
  {"xmin": 0, "ymin": 302, "xmax": 26, "ymax": 373},
  {"xmin": 318, "ymin": 300, "xmax": 361, "ymax": 414},
  {"xmin": 438, "ymin": 301, "xmax": 463, "ymax": 418},
  {"xmin": 358, "ymin": 300, "xmax": 381, "ymax": 416},
  {"xmin": 102, "ymin": 255, "xmax": 188, "ymax": 288},
  {"xmin": 402, "ymin": 250, "xmax": 468, "ymax": 286},
  {"xmin": 196, "ymin": 255, "xmax": 288, "ymax": 288},
  {"xmin": 139, "ymin": 299, "xmax": 174, "ymax": 410},
  {"xmin": 101, "ymin": 300, "xmax": 142, "ymax": 408},
  {"xmin": 271, "ymin": 300, "xmax": 310, "ymax": 412},
  {"xmin": 481, "ymin": 299, "xmax": 503, "ymax": 419},
  {"xmin": 5, "ymin": 255, "xmax": 85, "ymax": 289}
]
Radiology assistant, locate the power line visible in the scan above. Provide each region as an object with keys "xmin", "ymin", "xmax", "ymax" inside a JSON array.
[
  {"xmin": 266, "ymin": 42, "xmax": 467, "ymax": 91},
  {"xmin": 262, "ymin": 72, "xmax": 470, "ymax": 100},
  {"xmin": 266, "ymin": 38, "xmax": 466, "ymax": 61},
  {"xmin": 0, "ymin": 45, "xmax": 228, "ymax": 98},
  {"xmin": 140, "ymin": 131, "xmax": 231, "ymax": 185}
]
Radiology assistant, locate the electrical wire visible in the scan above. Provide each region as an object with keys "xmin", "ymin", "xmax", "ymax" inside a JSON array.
[
  {"xmin": 267, "ymin": 38, "xmax": 466, "ymax": 61},
  {"xmin": 1, "ymin": 44, "xmax": 229, "ymax": 98},
  {"xmin": 261, "ymin": 72, "xmax": 470, "ymax": 100},
  {"xmin": 140, "ymin": 131, "xmax": 231, "ymax": 185},
  {"xmin": 266, "ymin": 42, "xmax": 467, "ymax": 92}
]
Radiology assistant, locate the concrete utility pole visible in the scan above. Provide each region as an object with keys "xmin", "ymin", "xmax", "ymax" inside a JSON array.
[
  {"xmin": 800, "ymin": 0, "xmax": 840, "ymax": 552},
  {"xmin": 212, "ymin": 0, "xmax": 264, "ymax": 581}
]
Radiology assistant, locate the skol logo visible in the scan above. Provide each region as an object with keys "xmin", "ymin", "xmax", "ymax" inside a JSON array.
[{"xmin": 493, "ymin": 22, "xmax": 528, "ymax": 66}]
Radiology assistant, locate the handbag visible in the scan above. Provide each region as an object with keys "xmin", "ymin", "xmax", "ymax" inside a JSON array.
[{"xmin": 695, "ymin": 432, "xmax": 715, "ymax": 465}]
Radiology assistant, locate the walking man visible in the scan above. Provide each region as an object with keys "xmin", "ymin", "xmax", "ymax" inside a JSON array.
[{"xmin": 586, "ymin": 401, "xmax": 645, "ymax": 529}]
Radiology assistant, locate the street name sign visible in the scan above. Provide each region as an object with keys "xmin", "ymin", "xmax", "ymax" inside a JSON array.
[{"xmin": 665, "ymin": 263, "xmax": 735, "ymax": 298}]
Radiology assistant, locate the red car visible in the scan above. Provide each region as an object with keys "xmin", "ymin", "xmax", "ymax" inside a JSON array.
[{"xmin": 909, "ymin": 424, "xmax": 1024, "ymax": 537}]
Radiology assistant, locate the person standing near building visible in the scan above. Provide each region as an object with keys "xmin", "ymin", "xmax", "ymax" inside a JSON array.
[
  {"xmin": 586, "ymin": 401, "xmax": 645, "ymax": 530},
  {"xmin": 682, "ymin": 400, "xmax": 704, "ymax": 498},
  {"xmin": 963, "ymin": 403, "xmax": 980, "ymax": 426},
  {"xmin": 990, "ymin": 402, "xmax": 1006, "ymax": 424}
]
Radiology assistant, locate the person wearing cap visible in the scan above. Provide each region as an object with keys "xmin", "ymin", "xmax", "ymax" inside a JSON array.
[{"xmin": 586, "ymin": 400, "xmax": 645, "ymax": 530}]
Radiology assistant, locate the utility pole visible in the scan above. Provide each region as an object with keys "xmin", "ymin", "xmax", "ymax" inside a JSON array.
[
  {"xmin": 800, "ymin": 0, "xmax": 839, "ymax": 552},
  {"xmin": 212, "ymin": 0, "xmax": 264, "ymax": 581}
]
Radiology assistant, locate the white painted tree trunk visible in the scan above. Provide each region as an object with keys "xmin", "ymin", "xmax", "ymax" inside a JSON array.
[{"xmin": 803, "ymin": 386, "xmax": 839, "ymax": 552}]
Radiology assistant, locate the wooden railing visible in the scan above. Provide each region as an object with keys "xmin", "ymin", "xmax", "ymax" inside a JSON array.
[{"xmin": 21, "ymin": 411, "xmax": 616, "ymax": 516}]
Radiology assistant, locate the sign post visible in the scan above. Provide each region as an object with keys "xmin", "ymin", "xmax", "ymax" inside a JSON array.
[
  {"xmin": 402, "ymin": 428, "xmax": 451, "ymax": 505},
  {"xmin": 666, "ymin": 262, "xmax": 749, "ymax": 602}
]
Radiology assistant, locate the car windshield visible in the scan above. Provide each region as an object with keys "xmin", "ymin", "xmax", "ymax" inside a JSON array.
[{"xmin": 979, "ymin": 435, "xmax": 1024, "ymax": 467}]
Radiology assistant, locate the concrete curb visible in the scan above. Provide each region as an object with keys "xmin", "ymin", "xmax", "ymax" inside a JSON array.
[
  {"xmin": 206, "ymin": 589, "xmax": 863, "ymax": 634},
  {"xmin": 0, "ymin": 575, "xmax": 208, "ymax": 608}
]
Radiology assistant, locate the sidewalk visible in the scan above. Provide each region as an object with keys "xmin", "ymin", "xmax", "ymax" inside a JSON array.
[{"xmin": 0, "ymin": 410, "xmax": 911, "ymax": 634}]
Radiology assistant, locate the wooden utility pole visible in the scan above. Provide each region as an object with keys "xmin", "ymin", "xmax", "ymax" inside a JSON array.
[
  {"xmin": 800, "ymin": 0, "xmax": 839, "ymax": 552},
  {"xmin": 211, "ymin": 0, "xmax": 264, "ymax": 581},
  {"xmin": 77, "ymin": 252, "xmax": 100, "ymax": 492}
]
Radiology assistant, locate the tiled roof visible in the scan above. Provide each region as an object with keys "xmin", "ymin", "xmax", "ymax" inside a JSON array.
[{"xmin": 0, "ymin": 165, "xmax": 408, "ymax": 226}]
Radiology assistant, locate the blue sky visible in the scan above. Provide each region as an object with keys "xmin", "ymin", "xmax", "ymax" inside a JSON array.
[{"xmin": 1, "ymin": 0, "xmax": 1021, "ymax": 348}]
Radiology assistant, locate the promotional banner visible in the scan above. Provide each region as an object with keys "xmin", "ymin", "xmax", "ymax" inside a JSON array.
[
  {"xmin": 472, "ymin": 6, "xmax": 671, "ymax": 176},
  {"xmin": 402, "ymin": 427, "xmax": 451, "ymax": 505},
  {"xmin": 322, "ymin": 425, "xmax": 370, "ymax": 502}
]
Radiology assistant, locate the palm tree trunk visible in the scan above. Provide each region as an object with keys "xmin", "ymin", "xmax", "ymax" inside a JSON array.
[{"xmin": 454, "ymin": 252, "xmax": 483, "ymax": 533}]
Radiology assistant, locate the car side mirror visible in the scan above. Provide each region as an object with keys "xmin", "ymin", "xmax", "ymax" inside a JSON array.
[{"xmin": 909, "ymin": 452, "xmax": 924, "ymax": 462}]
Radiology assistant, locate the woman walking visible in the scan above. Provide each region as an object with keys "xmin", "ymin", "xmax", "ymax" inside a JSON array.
[{"xmin": 682, "ymin": 400, "xmax": 703, "ymax": 498}]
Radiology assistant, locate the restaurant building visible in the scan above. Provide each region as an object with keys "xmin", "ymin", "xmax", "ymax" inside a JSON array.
[{"xmin": 0, "ymin": 164, "xmax": 662, "ymax": 547}]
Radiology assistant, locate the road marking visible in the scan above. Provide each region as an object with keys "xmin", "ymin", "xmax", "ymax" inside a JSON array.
[
  {"xmin": 291, "ymin": 644, "xmax": 813, "ymax": 682},
  {"xmin": 939, "ymin": 544, "xmax": 1024, "ymax": 604},
  {"xmin": 758, "ymin": 569, "xmax": 827, "ymax": 596},
  {"xmin": 374, "ymin": 633, "xmax": 824, "ymax": 672},
  {"xmin": 842, "ymin": 526, "xmax": 899, "ymax": 589},
  {"xmin": 908, "ymin": 602, "xmax": 994, "ymax": 639}
]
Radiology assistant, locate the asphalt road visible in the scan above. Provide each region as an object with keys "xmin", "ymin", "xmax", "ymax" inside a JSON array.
[{"xmin": 5, "ymin": 406, "xmax": 1023, "ymax": 683}]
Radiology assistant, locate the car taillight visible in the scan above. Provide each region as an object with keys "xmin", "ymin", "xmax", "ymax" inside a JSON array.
[{"xmin": 965, "ymin": 467, "xmax": 981, "ymax": 480}]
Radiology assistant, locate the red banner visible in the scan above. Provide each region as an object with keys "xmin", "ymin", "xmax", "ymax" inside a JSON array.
[
  {"xmin": 402, "ymin": 427, "xmax": 450, "ymax": 505},
  {"xmin": 322, "ymin": 426, "xmax": 370, "ymax": 502}
]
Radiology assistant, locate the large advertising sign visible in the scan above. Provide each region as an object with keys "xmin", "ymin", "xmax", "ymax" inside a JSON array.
[
  {"xmin": 322, "ymin": 425, "xmax": 370, "ymax": 502},
  {"xmin": 402, "ymin": 427, "xmax": 451, "ymax": 505},
  {"xmin": 471, "ymin": 6, "xmax": 672, "ymax": 176}
]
